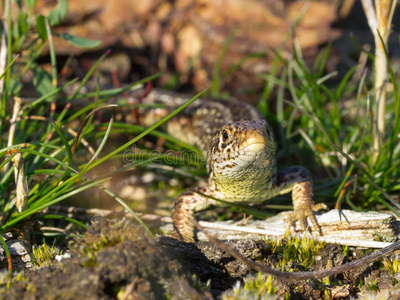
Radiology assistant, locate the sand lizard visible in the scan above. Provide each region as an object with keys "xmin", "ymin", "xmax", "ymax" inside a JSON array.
[{"xmin": 138, "ymin": 89, "xmax": 328, "ymax": 242}]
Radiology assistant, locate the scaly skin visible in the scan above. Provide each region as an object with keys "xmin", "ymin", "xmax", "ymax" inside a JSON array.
[
  {"xmin": 137, "ymin": 90, "xmax": 328, "ymax": 242},
  {"xmin": 172, "ymin": 120, "xmax": 327, "ymax": 242}
]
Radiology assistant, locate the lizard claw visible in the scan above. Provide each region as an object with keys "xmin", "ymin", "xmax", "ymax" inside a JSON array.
[{"xmin": 284, "ymin": 203, "xmax": 328, "ymax": 236}]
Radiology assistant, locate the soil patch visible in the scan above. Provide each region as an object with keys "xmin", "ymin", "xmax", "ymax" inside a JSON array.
[{"xmin": 1, "ymin": 219, "xmax": 400, "ymax": 299}]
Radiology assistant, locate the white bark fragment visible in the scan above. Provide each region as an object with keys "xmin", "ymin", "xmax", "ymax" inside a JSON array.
[{"xmin": 161, "ymin": 209, "xmax": 399, "ymax": 248}]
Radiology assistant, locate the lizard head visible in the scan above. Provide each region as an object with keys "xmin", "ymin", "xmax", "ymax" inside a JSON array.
[{"xmin": 207, "ymin": 119, "xmax": 277, "ymax": 200}]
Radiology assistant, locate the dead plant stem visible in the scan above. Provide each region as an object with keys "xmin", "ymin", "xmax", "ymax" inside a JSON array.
[{"xmin": 361, "ymin": 0, "xmax": 396, "ymax": 162}]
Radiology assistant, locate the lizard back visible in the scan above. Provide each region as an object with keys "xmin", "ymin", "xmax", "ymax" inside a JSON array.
[{"xmin": 138, "ymin": 89, "xmax": 263, "ymax": 154}]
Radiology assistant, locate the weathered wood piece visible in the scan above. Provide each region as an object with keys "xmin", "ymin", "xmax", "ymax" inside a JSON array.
[
  {"xmin": 0, "ymin": 233, "xmax": 32, "ymax": 275},
  {"xmin": 161, "ymin": 209, "xmax": 400, "ymax": 248},
  {"xmin": 44, "ymin": 206, "xmax": 400, "ymax": 248}
]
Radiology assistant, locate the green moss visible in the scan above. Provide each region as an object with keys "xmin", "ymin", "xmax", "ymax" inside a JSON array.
[
  {"xmin": 382, "ymin": 257, "xmax": 399, "ymax": 284},
  {"xmin": 31, "ymin": 242, "xmax": 62, "ymax": 268},
  {"xmin": 271, "ymin": 236, "xmax": 325, "ymax": 270},
  {"xmin": 383, "ymin": 257, "xmax": 399, "ymax": 275},
  {"xmin": 222, "ymin": 273, "xmax": 277, "ymax": 300},
  {"xmin": 189, "ymin": 273, "xmax": 210, "ymax": 293},
  {"xmin": 324, "ymin": 288, "xmax": 331, "ymax": 300},
  {"xmin": 321, "ymin": 277, "xmax": 331, "ymax": 300},
  {"xmin": 367, "ymin": 279, "xmax": 379, "ymax": 292},
  {"xmin": 0, "ymin": 220, "xmax": 207, "ymax": 299},
  {"xmin": 0, "ymin": 270, "xmax": 29, "ymax": 292},
  {"xmin": 74, "ymin": 221, "xmax": 132, "ymax": 268},
  {"xmin": 341, "ymin": 245, "xmax": 349, "ymax": 256},
  {"xmin": 80, "ymin": 230, "xmax": 125, "ymax": 255}
]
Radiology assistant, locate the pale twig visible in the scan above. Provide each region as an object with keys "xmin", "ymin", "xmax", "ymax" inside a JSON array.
[
  {"xmin": 3, "ymin": 97, "xmax": 22, "ymax": 174},
  {"xmin": 39, "ymin": 227, "xmax": 80, "ymax": 238}
]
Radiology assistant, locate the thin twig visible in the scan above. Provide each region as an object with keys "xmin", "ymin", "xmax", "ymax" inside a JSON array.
[
  {"xmin": 192, "ymin": 220, "xmax": 400, "ymax": 282},
  {"xmin": 39, "ymin": 227, "xmax": 80, "ymax": 238}
]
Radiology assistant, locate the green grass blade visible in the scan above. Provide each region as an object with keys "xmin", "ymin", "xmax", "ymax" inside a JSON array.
[
  {"xmin": 29, "ymin": 174, "xmax": 78, "ymax": 207},
  {"xmin": 0, "ymin": 153, "xmax": 16, "ymax": 169},
  {"xmin": 0, "ymin": 54, "xmax": 19, "ymax": 82},
  {"xmin": 98, "ymin": 186, "xmax": 154, "ymax": 238},
  {"xmin": 52, "ymin": 122, "xmax": 72, "ymax": 166},
  {"xmin": 67, "ymin": 50, "xmax": 109, "ymax": 101},
  {"xmin": 97, "ymin": 123, "xmax": 202, "ymax": 156},
  {"xmin": 32, "ymin": 169, "xmax": 67, "ymax": 175},
  {"xmin": 350, "ymin": 33, "xmax": 375, "ymax": 61},
  {"xmin": 23, "ymin": 78, "xmax": 78, "ymax": 110},
  {"xmin": 329, "ymin": 141, "xmax": 400, "ymax": 212},
  {"xmin": 85, "ymin": 89, "xmax": 207, "ymax": 172},
  {"xmin": 45, "ymin": 18, "xmax": 57, "ymax": 88},
  {"xmin": 335, "ymin": 66, "xmax": 357, "ymax": 99},
  {"xmin": 83, "ymin": 116, "xmax": 114, "ymax": 172},
  {"xmin": 35, "ymin": 214, "xmax": 88, "ymax": 230},
  {"xmin": 0, "ymin": 234, "xmax": 12, "ymax": 275},
  {"xmin": 334, "ymin": 94, "xmax": 370, "ymax": 198},
  {"xmin": 65, "ymin": 73, "xmax": 162, "ymax": 122},
  {"xmin": 55, "ymin": 51, "xmax": 109, "ymax": 125},
  {"xmin": 18, "ymin": 148, "xmax": 77, "ymax": 174},
  {"xmin": 313, "ymin": 44, "xmax": 331, "ymax": 77},
  {"xmin": 378, "ymin": 31, "xmax": 397, "ymax": 100},
  {"xmin": 79, "ymin": 74, "xmax": 101, "ymax": 147},
  {"xmin": 3, "ymin": 177, "xmax": 110, "ymax": 230}
]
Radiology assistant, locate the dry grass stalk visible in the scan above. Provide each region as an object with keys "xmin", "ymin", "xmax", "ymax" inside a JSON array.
[
  {"xmin": 11, "ymin": 152, "xmax": 32, "ymax": 248},
  {"xmin": 3, "ymin": 97, "xmax": 22, "ymax": 174},
  {"xmin": 361, "ymin": 0, "xmax": 396, "ymax": 161},
  {"xmin": 11, "ymin": 152, "xmax": 29, "ymax": 213},
  {"xmin": 0, "ymin": 0, "xmax": 9, "ymax": 97}
]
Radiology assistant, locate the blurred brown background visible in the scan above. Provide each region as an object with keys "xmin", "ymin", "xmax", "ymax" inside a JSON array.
[{"xmin": 19, "ymin": 0, "xmax": 400, "ymax": 104}]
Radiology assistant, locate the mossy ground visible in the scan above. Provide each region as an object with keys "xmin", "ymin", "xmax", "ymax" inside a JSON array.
[
  {"xmin": 1, "ymin": 219, "xmax": 399, "ymax": 299},
  {"xmin": 0, "ymin": 219, "xmax": 209, "ymax": 299}
]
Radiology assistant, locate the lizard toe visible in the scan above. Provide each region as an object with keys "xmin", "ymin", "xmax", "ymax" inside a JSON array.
[
  {"xmin": 312, "ymin": 203, "xmax": 329, "ymax": 212},
  {"xmin": 285, "ymin": 203, "xmax": 327, "ymax": 236}
]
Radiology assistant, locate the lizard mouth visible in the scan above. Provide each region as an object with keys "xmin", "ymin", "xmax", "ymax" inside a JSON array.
[{"xmin": 242, "ymin": 131, "xmax": 269, "ymax": 153}]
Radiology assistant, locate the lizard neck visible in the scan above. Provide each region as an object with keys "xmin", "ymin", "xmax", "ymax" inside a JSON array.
[{"xmin": 209, "ymin": 157, "xmax": 277, "ymax": 202}]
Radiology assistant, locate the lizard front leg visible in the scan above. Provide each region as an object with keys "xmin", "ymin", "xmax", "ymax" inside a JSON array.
[
  {"xmin": 172, "ymin": 187, "xmax": 214, "ymax": 242},
  {"xmin": 275, "ymin": 166, "xmax": 328, "ymax": 235}
]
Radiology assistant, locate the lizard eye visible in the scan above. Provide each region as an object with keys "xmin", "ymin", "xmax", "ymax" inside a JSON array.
[{"xmin": 222, "ymin": 130, "xmax": 230, "ymax": 141}]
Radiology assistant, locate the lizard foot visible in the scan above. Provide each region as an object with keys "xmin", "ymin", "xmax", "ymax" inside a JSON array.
[
  {"xmin": 284, "ymin": 202, "xmax": 328, "ymax": 235},
  {"xmin": 172, "ymin": 187, "xmax": 213, "ymax": 243}
]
